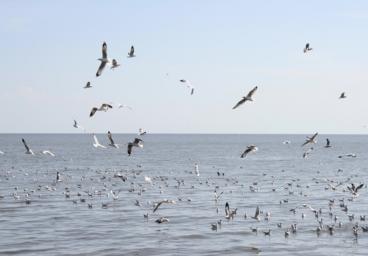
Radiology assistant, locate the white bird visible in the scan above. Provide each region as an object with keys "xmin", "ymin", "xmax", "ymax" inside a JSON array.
[
  {"xmin": 42, "ymin": 150, "xmax": 55, "ymax": 157},
  {"xmin": 107, "ymin": 131, "xmax": 119, "ymax": 148},
  {"xmin": 0, "ymin": 150, "xmax": 4, "ymax": 155},
  {"xmin": 92, "ymin": 134, "xmax": 106, "ymax": 148},
  {"xmin": 179, "ymin": 79, "xmax": 195, "ymax": 95},
  {"xmin": 303, "ymin": 43, "xmax": 313, "ymax": 53},
  {"xmin": 110, "ymin": 59, "xmax": 120, "ymax": 69},
  {"xmin": 144, "ymin": 176, "xmax": 152, "ymax": 184},
  {"xmin": 127, "ymin": 46, "xmax": 135, "ymax": 58},
  {"xmin": 22, "ymin": 138, "xmax": 34, "ymax": 155},
  {"xmin": 138, "ymin": 128, "xmax": 147, "ymax": 136},
  {"xmin": 194, "ymin": 163, "xmax": 200, "ymax": 176},
  {"xmin": 84, "ymin": 81, "xmax": 92, "ymax": 89},
  {"xmin": 96, "ymin": 42, "xmax": 110, "ymax": 77},
  {"xmin": 232, "ymin": 86, "xmax": 258, "ymax": 109},
  {"xmin": 90, "ymin": 103, "xmax": 113, "ymax": 117}
]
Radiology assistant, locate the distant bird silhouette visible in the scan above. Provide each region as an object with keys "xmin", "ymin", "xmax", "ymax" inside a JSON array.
[
  {"xmin": 325, "ymin": 138, "xmax": 331, "ymax": 148},
  {"xmin": 339, "ymin": 92, "xmax": 346, "ymax": 99},
  {"xmin": 302, "ymin": 132, "xmax": 318, "ymax": 147},
  {"xmin": 127, "ymin": 46, "xmax": 135, "ymax": 58},
  {"xmin": 241, "ymin": 145, "xmax": 258, "ymax": 158},
  {"xmin": 303, "ymin": 43, "xmax": 313, "ymax": 53}
]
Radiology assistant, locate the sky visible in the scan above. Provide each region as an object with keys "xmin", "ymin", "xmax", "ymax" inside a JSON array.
[{"xmin": 1, "ymin": 0, "xmax": 368, "ymax": 134}]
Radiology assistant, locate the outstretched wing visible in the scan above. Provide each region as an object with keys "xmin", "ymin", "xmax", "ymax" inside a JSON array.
[
  {"xmin": 246, "ymin": 86, "xmax": 258, "ymax": 98},
  {"xmin": 127, "ymin": 143, "xmax": 133, "ymax": 155},
  {"xmin": 254, "ymin": 206, "xmax": 260, "ymax": 218},
  {"xmin": 102, "ymin": 42, "xmax": 107, "ymax": 59},
  {"xmin": 232, "ymin": 98, "xmax": 246, "ymax": 109},
  {"xmin": 90, "ymin": 107, "xmax": 97, "ymax": 117},
  {"xmin": 107, "ymin": 131, "xmax": 115, "ymax": 145},
  {"xmin": 96, "ymin": 62, "xmax": 107, "ymax": 77},
  {"xmin": 22, "ymin": 138, "xmax": 30, "ymax": 152}
]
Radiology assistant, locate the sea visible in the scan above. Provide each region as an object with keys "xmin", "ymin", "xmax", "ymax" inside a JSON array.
[{"xmin": 0, "ymin": 134, "xmax": 367, "ymax": 255}]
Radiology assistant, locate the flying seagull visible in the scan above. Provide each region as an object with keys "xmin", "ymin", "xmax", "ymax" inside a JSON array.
[
  {"xmin": 127, "ymin": 46, "xmax": 135, "ymax": 58},
  {"xmin": 92, "ymin": 134, "xmax": 106, "ymax": 148},
  {"xmin": 90, "ymin": 103, "xmax": 113, "ymax": 117},
  {"xmin": 110, "ymin": 59, "xmax": 120, "ymax": 69},
  {"xmin": 325, "ymin": 138, "xmax": 331, "ymax": 148},
  {"xmin": 96, "ymin": 42, "xmax": 109, "ymax": 77},
  {"xmin": 179, "ymin": 79, "xmax": 194, "ymax": 95},
  {"xmin": 339, "ymin": 92, "xmax": 346, "ymax": 99},
  {"xmin": 84, "ymin": 81, "xmax": 92, "ymax": 89},
  {"xmin": 22, "ymin": 138, "xmax": 34, "ymax": 155},
  {"xmin": 117, "ymin": 104, "xmax": 132, "ymax": 110},
  {"xmin": 241, "ymin": 145, "xmax": 258, "ymax": 158},
  {"xmin": 303, "ymin": 43, "xmax": 312, "ymax": 53},
  {"xmin": 127, "ymin": 138, "xmax": 143, "ymax": 156},
  {"xmin": 232, "ymin": 86, "xmax": 258, "ymax": 109},
  {"xmin": 153, "ymin": 199, "xmax": 176, "ymax": 213},
  {"xmin": 347, "ymin": 183, "xmax": 364, "ymax": 196},
  {"xmin": 252, "ymin": 206, "xmax": 261, "ymax": 221},
  {"xmin": 107, "ymin": 131, "xmax": 119, "ymax": 148},
  {"xmin": 138, "ymin": 128, "xmax": 147, "ymax": 136},
  {"xmin": 302, "ymin": 132, "xmax": 318, "ymax": 147}
]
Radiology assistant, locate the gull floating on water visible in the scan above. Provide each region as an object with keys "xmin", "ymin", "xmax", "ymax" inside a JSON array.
[
  {"xmin": 90, "ymin": 103, "xmax": 113, "ymax": 117},
  {"xmin": 179, "ymin": 79, "xmax": 194, "ymax": 95},
  {"xmin": 22, "ymin": 138, "xmax": 34, "ymax": 155},
  {"xmin": 241, "ymin": 145, "xmax": 258, "ymax": 158},
  {"xmin": 325, "ymin": 138, "xmax": 331, "ymax": 148},
  {"xmin": 92, "ymin": 134, "xmax": 106, "ymax": 148},
  {"xmin": 339, "ymin": 92, "xmax": 346, "ymax": 99},
  {"xmin": 96, "ymin": 42, "xmax": 110, "ymax": 77},
  {"xmin": 232, "ymin": 86, "xmax": 258, "ymax": 109},
  {"xmin": 84, "ymin": 81, "xmax": 92, "ymax": 89},
  {"xmin": 302, "ymin": 132, "xmax": 318, "ymax": 147},
  {"xmin": 127, "ymin": 46, "xmax": 135, "ymax": 58},
  {"xmin": 107, "ymin": 131, "xmax": 119, "ymax": 148},
  {"xmin": 303, "ymin": 43, "xmax": 312, "ymax": 53}
]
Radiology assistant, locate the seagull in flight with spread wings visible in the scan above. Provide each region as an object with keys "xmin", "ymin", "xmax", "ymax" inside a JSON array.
[
  {"xmin": 22, "ymin": 138, "xmax": 34, "ymax": 155},
  {"xmin": 302, "ymin": 133, "xmax": 318, "ymax": 147},
  {"xmin": 107, "ymin": 131, "xmax": 119, "ymax": 148},
  {"xmin": 241, "ymin": 145, "xmax": 258, "ymax": 158},
  {"xmin": 92, "ymin": 134, "xmax": 106, "ymax": 149},
  {"xmin": 232, "ymin": 86, "xmax": 258, "ymax": 109},
  {"xmin": 179, "ymin": 79, "xmax": 195, "ymax": 95},
  {"xmin": 90, "ymin": 103, "xmax": 113, "ymax": 117},
  {"xmin": 96, "ymin": 42, "xmax": 110, "ymax": 77}
]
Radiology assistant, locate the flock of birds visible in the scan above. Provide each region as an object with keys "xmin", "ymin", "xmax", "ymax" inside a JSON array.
[{"xmin": 0, "ymin": 42, "xmax": 367, "ymax": 246}]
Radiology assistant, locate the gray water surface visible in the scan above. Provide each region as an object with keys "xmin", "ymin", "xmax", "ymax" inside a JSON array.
[{"xmin": 0, "ymin": 134, "xmax": 367, "ymax": 255}]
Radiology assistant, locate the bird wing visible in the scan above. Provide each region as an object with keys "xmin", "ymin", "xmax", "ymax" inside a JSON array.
[
  {"xmin": 134, "ymin": 138, "xmax": 143, "ymax": 144},
  {"xmin": 356, "ymin": 183, "xmax": 364, "ymax": 192},
  {"xmin": 102, "ymin": 103, "xmax": 113, "ymax": 109},
  {"xmin": 191, "ymin": 88, "xmax": 194, "ymax": 95},
  {"xmin": 102, "ymin": 42, "xmax": 107, "ymax": 59},
  {"xmin": 96, "ymin": 61, "xmax": 107, "ymax": 77},
  {"xmin": 153, "ymin": 201, "xmax": 163, "ymax": 213},
  {"xmin": 130, "ymin": 46, "xmax": 134, "ymax": 55},
  {"xmin": 254, "ymin": 206, "xmax": 260, "ymax": 218},
  {"xmin": 241, "ymin": 148, "xmax": 251, "ymax": 158},
  {"xmin": 246, "ymin": 86, "xmax": 258, "ymax": 98},
  {"xmin": 107, "ymin": 131, "xmax": 115, "ymax": 145},
  {"xmin": 127, "ymin": 143, "xmax": 133, "ymax": 155},
  {"xmin": 90, "ymin": 107, "xmax": 97, "ymax": 117},
  {"xmin": 22, "ymin": 138, "xmax": 30, "ymax": 152},
  {"xmin": 93, "ymin": 134, "xmax": 100, "ymax": 145},
  {"xmin": 232, "ymin": 98, "xmax": 246, "ymax": 109},
  {"xmin": 311, "ymin": 133, "xmax": 318, "ymax": 140}
]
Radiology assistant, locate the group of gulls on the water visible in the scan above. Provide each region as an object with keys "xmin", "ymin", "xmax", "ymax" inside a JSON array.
[{"xmin": 1, "ymin": 42, "xmax": 366, "ymax": 242}]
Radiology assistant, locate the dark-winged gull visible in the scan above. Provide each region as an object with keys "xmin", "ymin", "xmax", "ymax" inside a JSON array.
[
  {"xmin": 302, "ymin": 132, "xmax": 318, "ymax": 147},
  {"xmin": 232, "ymin": 86, "xmax": 258, "ymax": 109},
  {"xmin": 241, "ymin": 145, "xmax": 258, "ymax": 158},
  {"xmin": 89, "ymin": 103, "xmax": 113, "ymax": 117},
  {"xmin": 127, "ymin": 46, "xmax": 135, "ymax": 58},
  {"xmin": 96, "ymin": 42, "xmax": 109, "ymax": 77},
  {"xmin": 22, "ymin": 138, "xmax": 34, "ymax": 155},
  {"xmin": 107, "ymin": 131, "xmax": 119, "ymax": 148},
  {"xmin": 303, "ymin": 43, "xmax": 312, "ymax": 53}
]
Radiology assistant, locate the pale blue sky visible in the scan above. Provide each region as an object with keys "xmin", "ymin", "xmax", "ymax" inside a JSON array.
[{"xmin": 1, "ymin": 0, "xmax": 368, "ymax": 133}]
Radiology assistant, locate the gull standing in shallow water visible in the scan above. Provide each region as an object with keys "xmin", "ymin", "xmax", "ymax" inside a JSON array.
[
  {"xmin": 22, "ymin": 138, "xmax": 34, "ymax": 155},
  {"xmin": 232, "ymin": 86, "xmax": 258, "ymax": 109},
  {"xmin": 241, "ymin": 145, "xmax": 258, "ymax": 158},
  {"xmin": 107, "ymin": 131, "xmax": 119, "ymax": 148},
  {"xmin": 96, "ymin": 42, "xmax": 110, "ymax": 77},
  {"xmin": 92, "ymin": 134, "xmax": 106, "ymax": 149},
  {"xmin": 302, "ymin": 132, "xmax": 318, "ymax": 147}
]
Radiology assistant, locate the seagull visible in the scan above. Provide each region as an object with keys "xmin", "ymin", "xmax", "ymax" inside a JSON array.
[
  {"xmin": 107, "ymin": 131, "xmax": 119, "ymax": 148},
  {"xmin": 89, "ymin": 103, "xmax": 113, "ymax": 117},
  {"xmin": 179, "ymin": 79, "xmax": 194, "ymax": 95},
  {"xmin": 127, "ymin": 46, "xmax": 135, "ymax": 58},
  {"xmin": 339, "ymin": 92, "xmax": 346, "ymax": 99},
  {"xmin": 153, "ymin": 199, "xmax": 176, "ymax": 213},
  {"xmin": 84, "ymin": 81, "xmax": 92, "ymax": 89},
  {"xmin": 92, "ymin": 134, "xmax": 106, "ymax": 148},
  {"xmin": 303, "ymin": 43, "xmax": 313, "ymax": 53},
  {"xmin": 194, "ymin": 163, "xmax": 200, "ymax": 176},
  {"xmin": 127, "ymin": 138, "xmax": 144, "ymax": 156},
  {"xmin": 303, "ymin": 147, "xmax": 314, "ymax": 159},
  {"xmin": 252, "ymin": 206, "xmax": 261, "ymax": 221},
  {"xmin": 96, "ymin": 42, "xmax": 110, "ymax": 77},
  {"xmin": 241, "ymin": 145, "xmax": 258, "ymax": 158},
  {"xmin": 347, "ymin": 183, "xmax": 364, "ymax": 196},
  {"xmin": 325, "ymin": 138, "xmax": 331, "ymax": 148},
  {"xmin": 42, "ymin": 150, "xmax": 55, "ymax": 157},
  {"xmin": 302, "ymin": 132, "xmax": 318, "ymax": 147},
  {"xmin": 282, "ymin": 140, "xmax": 291, "ymax": 145},
  {"xmin": 232, "ymin": 86, "xmax": 258, "ymax": 109},
  {"xmin": 138, "ymin": 128, "xmax": 147, "ymax": 136},
  {"xmin": 110, "ymin": 59, "xmax": 120, "ymax": 69},
  {"xmin": 22, "ymin": 138, "xmax": 34, "ymax": 155}
]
